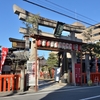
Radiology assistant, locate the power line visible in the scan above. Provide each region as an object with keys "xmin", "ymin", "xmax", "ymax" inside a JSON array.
[
  {"xmin": 23, "ymin": 0, "xmax": 94, "ymax": 26},
  {"xmin": 45, "ymin": 0, "xmax": 98, "ymax": 23}
]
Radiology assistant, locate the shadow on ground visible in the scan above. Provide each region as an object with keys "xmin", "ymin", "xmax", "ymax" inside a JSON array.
[
  {"xmin": 0, "ymin": 79, "xmax": 56, "ymax": 97},
  {"xmin": 39, "ymin": 84, "xmax": 99, "ymax": 100}
]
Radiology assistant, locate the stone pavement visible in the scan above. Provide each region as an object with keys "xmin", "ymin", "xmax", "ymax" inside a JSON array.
[
  {"xmin": 0, "ymin": 81, "xmax": 79, "ymax": 97},
  {"xmin": 39, "ymin": 82, "xmax": 79, "ymax": 92}
]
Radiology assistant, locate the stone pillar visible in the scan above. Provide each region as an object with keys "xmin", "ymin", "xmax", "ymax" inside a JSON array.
[
  {"xmin": 29, "ymin": 38, "xmax": 36, "ymax": 61},
  {"xmin": 71, "ymin": 51, "xmax": 76, "ymax": 85},
  {"xmin": 70, "ymin": 31, "xmax": 75, "ymax": 41},
  {"xmin": 60, "ymin": 51, "xmax": 69, "ymax": 83},
  {"xmin": 70, "ymin": 31, "xmax": 76, "ymax": 85},
  {"xmin": 20, "ymin": 65, "xmax": 25, "ymax": 92},
  {"xmin": 67, "ymin": 70, "xmax": 70, "ymax": 84},
  {"xmin": 85, "ymin": 54, "xmax": 90, "ymax": 82},
  {"xmin": 28, "ymin": 24, "xmax": 38, "ymax": 91},
  {"xmin": 29, "ymin": 23, "xmax": 38, "ymax": 61}
]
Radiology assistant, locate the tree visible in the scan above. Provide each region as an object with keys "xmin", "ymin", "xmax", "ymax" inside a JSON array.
[
  {"xmin": 94, "ymin": 42, "xmax": 100, "ymax": 58},
  {"xmin": 81, "ymin": 28, "xmax": 94, "ymax": 82},
  {"xmin": 82, "ymin": 43, "xmax": 95, "ymax": 59},
  {"xmin": 47, "ymin": 53, "xmax": 58, "ymax": 69},
  {"xmin": 82, "ymin": 28, "xmax": 95, "ymax": 59},
  {"xmin": 82, "ymin": 28, "xmax": 93, "ymax": 43},
  {"xmin": 22, "ymin": 14, "xmax": 40, "ymax": 61},
  {"xmin": 23, "ymin": 14, "xmax": 40, "ymax": 35},
  {"xmin": 81, "ymin": 28, "xmax": 100, "ymax": 75},
  {"xmin": 46, "ymin": 53, "xmax": 58, "ymax": 78},
  {"xmin": 82, "ymin": 28, "xmax": 100, "ymax": 59}
]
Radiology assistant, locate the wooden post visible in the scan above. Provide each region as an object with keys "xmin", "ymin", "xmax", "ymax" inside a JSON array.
[
  {"xmin": 8, "ymin": 77, "xmax": 10, "ymax": 91},
  {"xmin": 3, "ymin": 78, "xmax": 6, "ymax": 91},
  {"xmin": 20, "ymin": 66, "xmax": 25, "ymax": 92},
  {"xmin": 35, "ymin": 40, "xmax": 38, "ymax": 91},
  {"xmin": 0, "ymin": 76, "xmax": 2, "ymax": 92}
]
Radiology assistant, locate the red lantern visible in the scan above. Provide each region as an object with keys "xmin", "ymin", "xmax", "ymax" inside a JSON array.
[
  {"xmin": 78, "ymin": 45, "xmax": 81, "ymax": 51},
  {"xmin": 37, "ymin": 39, "xmax": 42, "ymax": 47},
  {"xmin": 72, "ymin": 44, "xmax": 75, "ymax": 50},
  {"xmin": 46, "ymin": 41, "xmax": 50, "ymax": 47}
]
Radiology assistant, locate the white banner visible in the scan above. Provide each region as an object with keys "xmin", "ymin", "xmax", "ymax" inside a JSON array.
[{"xmin": 26, "ymin": 60, "xmax": 38, "ymax": 86}]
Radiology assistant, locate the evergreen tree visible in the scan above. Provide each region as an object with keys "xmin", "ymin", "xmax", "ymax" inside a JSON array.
[
  {"xmin": 94, "ymin": 42, "xmax": 100, "ymax": 58},
  {"xmin": 47, "ymin": 53, "xmax": 58, "ymax": 68}
]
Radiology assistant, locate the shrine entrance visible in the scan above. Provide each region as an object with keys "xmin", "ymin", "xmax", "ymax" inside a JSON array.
[
  {"xmin": 13, "ymin": 4, "xmax": 85, "ymax": 91},
  {"xmin": 30, "ymin": 34, "xmax": 83, "ymax": 86}
]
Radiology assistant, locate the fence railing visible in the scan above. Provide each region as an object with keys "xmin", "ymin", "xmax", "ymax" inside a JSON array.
[
  {"xmin": 1, "ymin": 72, "xmax": 100, "ymax": 92},
  {"xmin": 0, "ymin": 74, "xmax": 21, "ymax": 92},
  {"xmin": 90, "ymin": 73, "xmax": 100, "ymax": 83},
  {"xmin": 70, "ymin": 72, "xmax": 100, "ymax": 84}
]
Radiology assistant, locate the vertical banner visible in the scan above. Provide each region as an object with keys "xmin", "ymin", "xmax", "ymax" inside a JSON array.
[
  {"xmin": 75, "ymin": 63, "xmax": 81, "ymax": 84},
  {"xmin": 54, "ymin": 67, "xmax": 61, "ymax": 82},
  {"xmin": 26, "ymin": 60, "xmax": 38, "ymax": 86},
  {"xmin": 0, "ymin": 47, "xmax": 8, "ymax": 74}
]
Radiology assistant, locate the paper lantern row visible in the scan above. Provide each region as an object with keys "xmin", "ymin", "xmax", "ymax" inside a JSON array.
[{"xmin": 37, "ymin": 39, "xmax": 81, "ymax": 51}]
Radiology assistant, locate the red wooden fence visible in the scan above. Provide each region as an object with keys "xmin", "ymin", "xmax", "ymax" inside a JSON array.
[
  {"xmin": 70, "ymin": 72, "xmax": 100, "ymax": 84},
  {"xmin": 0, "ymin": 74, "xmax": 21, "ymax": 92},
  {"xmin": 1, "ymin": 73, "xmax": 100, "ymax": 92}
]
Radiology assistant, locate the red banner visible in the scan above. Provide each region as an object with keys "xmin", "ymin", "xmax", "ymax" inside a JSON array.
[
  {"xmin": 75, "ymin": 63, "xmax": 81, "ymax": 84},
  {"xmin": 0, "ymin": 47, "xmax": 8, "ymax": 74}
]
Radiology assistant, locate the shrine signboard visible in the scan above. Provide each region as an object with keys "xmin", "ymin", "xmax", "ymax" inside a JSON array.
[
  {"xmin": 26, "ymin": 60, "xmax": 38, "ymax": 86},
  {"xmin": 75, "ymin": 63, "xmax": 81, "ymax": 84}
]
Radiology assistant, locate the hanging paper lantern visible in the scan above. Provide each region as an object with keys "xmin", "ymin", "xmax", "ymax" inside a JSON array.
[
  {"xmin": 42, "ymin": 40, "xmax": 46, "ymax": 46},
  {"xmin": 37, "ymin": 39, "xmax": 42, "ymax": 47},
  {"xmin": 58, "ymin": 42, "xmax": 62, "ymax": 48},
  {"xmin": 50, "ymin": 41, "xmax": 54, "ymax": 47},
  {"xmin": 54, "ymin": 42, "xmax": 58, "ymax": 48},
  {"xmin": 75, "ymin": 44, "xmax": 78, "ymax": 51},
  {"xmin": 62, "ymin": 43, "xmax": 66, "ymax": 49},
  {"xmin": 46, "ymin": 41, "xmax": 50, "ymax": 47},
  {"xmin": 65, "ymin": 43, "xmax": 69, "ymax": 49},
  {"xmin": 69, "ymin": 44, "xmax": 72, "ymax": 50},
  {"xmin": 72, "ymin": 44, "xmax": 75, "ymax": 50},
  {"xmin": 78, "ymin": 45, "xmax": 81, "ymax": 51},
  {"xmin": 58, "ymin": 42, "xmax": 60, "ymax": 48}
]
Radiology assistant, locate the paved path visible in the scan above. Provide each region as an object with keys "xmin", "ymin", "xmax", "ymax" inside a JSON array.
[
  {"xmin": 0, "ymin": 80, "xmax": 56, "ymax": 97},
  {"xmin": 1, "ymin": 85, "xmax": 100, "ymax": 100},
  {"xmin": 0, "ymin": 79, "xmax": 87, "ymax": 98}
]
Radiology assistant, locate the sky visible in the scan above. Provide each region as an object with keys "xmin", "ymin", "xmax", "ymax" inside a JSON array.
[{"xmin": 1, "ymin": 0, "xmax": 100, "ymax": 59}]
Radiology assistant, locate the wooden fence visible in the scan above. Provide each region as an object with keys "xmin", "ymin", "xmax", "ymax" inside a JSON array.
[
  {"xmin": 0, "ymin": 74, "xmax": 21, "ymax": 92},
  {"xmin": 1, "ymin": 73, "xmax": 100, "ymax": 92},
  {"xmin": 70, "ymin": 72, "xmax": 100, "ymax": 84}
]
